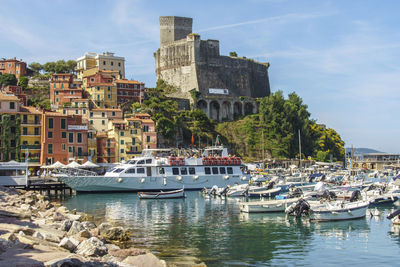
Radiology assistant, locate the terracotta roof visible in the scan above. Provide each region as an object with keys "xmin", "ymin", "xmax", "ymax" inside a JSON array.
[
  {"xmin": 141, "ymin": 119, "xmax": 154, "ymax": 123},
  {"xmin": 111, "ymin": 119, "xmax": 126, "ymax": 124},
  {"xmin": 88, "ymin": 83, "xmax": 114, "ymax": 87},
  {"xmin": 0, "ymin": 92, "xmax": 19, "ymax": 101},
  {"xmin": 72, "ymin": 98, "xmax": 89, "ymax": 101},
  {"xmin": 92, "ymin": 108, "xmax": 122, "ymax": 112},
  {"xmin": 20, "ymin": 106, "xmax": 42, "ymax": 114},
  {"xmin": 115, "ymin": 79, "xmax": 143, "ymax": 84},
  {"xmin": 44, "ymin": 111, "xmax": 68, "ymax": 117},
  {"xmin": 126, "ymin": 117, "xmax": 141, "ymax": 121},
  {"xmin": 96, "ymin": 132, "xmax": 107, "ymax": 137},
  {"xmin": 133, "ymin": 113, "xmax": 151, "ymax": 117}
]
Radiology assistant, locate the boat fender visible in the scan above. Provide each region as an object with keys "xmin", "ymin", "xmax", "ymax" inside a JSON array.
[
  {"xmin": 140, "ymin": 178, "xmax": 145, "ymax": 183},
  {"xmin": 224, "ymin": 175, "xmax": 229, "ymax": 180},
  {"xmin": 193, "ymin": 175, "xmax": 199, "ymax": 180},
  {"xmin": 241, "ymin": 176, "xmax": 247, "ymax": 181},
  {"xmin": 177, "ymin": 176, "xmax": 182, "ymax": 181},
  {"xmin": 163, "ymin": 178, "xmax": 167, "ymax": 185},
  {"xmin": 117, "ymin": 178, "xmax": 123, "ymax": 183}
]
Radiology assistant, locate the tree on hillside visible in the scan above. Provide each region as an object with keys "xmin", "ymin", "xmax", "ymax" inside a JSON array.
[
  {"xmin": 0, "ymin": 73, "xmax": 18, "ymax": 87},
  {"xmin": 29, "ymin": 62, "xmax": 43, "ymax": 74},
  {"xmin": 18, "ymin": 76, "xmax": 29, "ymax": 90}
]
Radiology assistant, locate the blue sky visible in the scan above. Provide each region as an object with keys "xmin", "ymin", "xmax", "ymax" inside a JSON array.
[{"xmin": 1, "ymin": 0, "xmax": 400, "ymax": 152}]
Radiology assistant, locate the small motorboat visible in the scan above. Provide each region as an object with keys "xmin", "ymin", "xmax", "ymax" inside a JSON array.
[
  {"xmin": 240, "ymin": 197, "xmax": 303, "ymax": 213},
  {"xmin": 138, "ymin": 188, "xmax": 185, "ymax": 199},
  {"xmin": 247, "ymin": 187, "xmax": 282, "ymax": 198},
  {"xmin": 309, "ymin": 200, "xmax": 370, "ymax": 221}
]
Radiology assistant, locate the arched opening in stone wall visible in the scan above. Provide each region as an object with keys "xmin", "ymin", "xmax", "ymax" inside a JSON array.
[
  {"xmin": 221, "ymin": 101, "xmax": 231, "ymax": 121},
  {"xmin": 244, "ymin": 102, "xmax": 254, "ymax": 115},
  {"xmin": 210, "ymin": 101, "xmax": 220, "ymax": 121},
  {"xmin": 233, "ymin": 102, "xmax": 243, "ymax": 119},
  {"xmin": 197, "ymin": 100, "xmax": 208, "ymax": 115}
]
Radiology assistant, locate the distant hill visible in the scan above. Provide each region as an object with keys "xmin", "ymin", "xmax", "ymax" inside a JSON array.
[{"xmin": 345, "ymin": 147, "xmax": 383, "ymax": 155}]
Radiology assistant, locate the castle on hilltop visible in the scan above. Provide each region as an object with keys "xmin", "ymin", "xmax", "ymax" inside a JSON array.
[{"xmin": 154, "ymin": 16, "xmax": 271, "ymax": 121}]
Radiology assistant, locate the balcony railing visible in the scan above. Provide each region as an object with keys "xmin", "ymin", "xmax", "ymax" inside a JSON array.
[
  {"xmin": 126, "ymin": 151, "xmax": 140, "ymax": 155},
  {"xmin": 73, "ymin": 152, "xmax": 89, "ymax": 157},
  {"xmin": 21, "ymin": 121, "xmax": 40, "ymax": 125},
  {"xmin": 20, "ymin": 145, "xmax": 41, "ymax": 149}
]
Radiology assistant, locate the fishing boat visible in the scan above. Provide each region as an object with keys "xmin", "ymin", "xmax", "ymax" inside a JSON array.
[
  {"xmin": 240, "ymin": 197, "xmax": 303, "ymax": 213},
  {"xmin": 247, "ymin": 186, "xmax": 282, "ymax": 198},
  {"xmin": 58, "ymin": 146, "xmax": 251, "ymax": 192},
  {"xmin": 309, "ymin": 200, "xmax": 370, "ymax": 221},
  {"xmin": 138, "ymin": 188, "xmax": 185, "ymax": 199}
]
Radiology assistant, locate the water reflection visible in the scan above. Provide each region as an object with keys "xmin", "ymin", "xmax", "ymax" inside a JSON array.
[{"xmin": 63, "ymin": 192, "xmax": 400, "ymax": 266}]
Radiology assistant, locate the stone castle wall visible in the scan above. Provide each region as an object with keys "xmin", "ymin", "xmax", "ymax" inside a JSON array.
[{"xmin": 155, "ymin": 16, "xmax": 271, "ymax": 120}]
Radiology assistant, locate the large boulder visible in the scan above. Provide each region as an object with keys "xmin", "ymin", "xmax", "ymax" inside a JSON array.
[
  {"xmin": 75, "ymin": 237, "xmax": 108, "ymax": 257},
  {"xmin": 68, "ymin": 221, "xmax": 85, "ymax": 236},
  {"xmin": 109, "ymin": 247, "xmax": 149, "ymax": 259},
  {"xmin": 97, "ymin": 222, "xmax": 111, "ymax": 235},
  {"xmin": 45, "ymin": 258, "xmax": 84, "ymax": 267},
  {"xmin": 100, "ymin": 227, "xmax": 131, "ymax": 242},
  {"xmin": 58, "ymin": 236, "xmax": 80, "ymax": 252},
  {"xmin": 122, "ymin": 253, "xmax": 166, "ymax": 267},
  {"xmin": 53, "ymin": 212, "xmax": 66, "ymax": 221},
  {"xmin": 60, "ymin": 219, "xmax": 73, "ymax": 232},
  {"xmin": 66, "ymin": 214, "xmax": 82, "ymax": 221},
  {"xmin": 81, "ymin": 221, "xmax": 97, "ymax": 230}
]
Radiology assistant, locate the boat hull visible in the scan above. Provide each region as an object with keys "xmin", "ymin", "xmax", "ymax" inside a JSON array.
[
  {"xmin": 138, "ymin": 189, "xmax": 185, "ymax": 199},
  {"xmin": 240, "ymin": 198, "xmax": 301, "ymax": 213},
  {"xmin": 58, "ymin": 174, "xmax": 249, "ymax": 192},
  {"xmin": 310, "ymin": 202, "xmax": 369, "ymax": 221}
]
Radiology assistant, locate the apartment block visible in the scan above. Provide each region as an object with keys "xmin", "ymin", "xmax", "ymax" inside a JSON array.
[
  {"xmin": 88, "ymin": 108, "xmax": 122, "ymax": 133},
  {"xmin": 50, "ymin": 74, "xmax": 83, "ymax": 108},
  {"xmin": 0, "ymin": 58, "xmax": 27, "ymax": 79},
  {"xmin": 115, "ymin": 79, "xmax": 144, "ymax": 106},
  {"xmin": 76, "ymin": 52, "xmax": 125, "ymax": 80}
]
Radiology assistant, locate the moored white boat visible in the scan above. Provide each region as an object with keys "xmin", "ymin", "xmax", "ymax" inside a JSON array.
[
  {"xmin": 58, "ymin": 146, "xmax": 251, "ymax": 192},
  {"xmin": 138, "ymin": 188, "xmax": 185, "ymax": 199},
  {"xmin": 240, "ymin": 197, "xmax": 302, "ymax": 213},
  {"xmin": 310, "ymin": 200, "xmax": 370, "ymax": 221}
]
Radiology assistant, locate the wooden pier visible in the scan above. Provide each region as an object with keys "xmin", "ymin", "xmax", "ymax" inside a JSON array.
[{"xmin": 6, "ymin": 182, "xmax": 73, "ymax": 196}]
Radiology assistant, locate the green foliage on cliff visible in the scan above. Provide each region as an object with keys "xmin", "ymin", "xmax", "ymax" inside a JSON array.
[
  {"xmin": 0, "ymin": 73, "xmax": 18, "ymax": 87},
  {"xmin": 216, "ymin": 91, "xmax": 345, "ymax": 162},
  {"xmin": 134, "ymin": 80, "xmax": 215, "ymax": 146}
]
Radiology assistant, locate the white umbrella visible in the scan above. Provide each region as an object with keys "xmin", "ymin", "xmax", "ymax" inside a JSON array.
[
  {"xmin": 47, "ymin": 161, "xmax": 66, "ymax": 169},
  {"xmin": 81, "ymin": 161, "xmax": 99, "ymax": 168},
  {"xmin": 65, "ymin": 161, "xmax": 82, "ymax": 168}
]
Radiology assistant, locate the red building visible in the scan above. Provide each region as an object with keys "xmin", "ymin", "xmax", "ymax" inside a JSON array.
[
  {"xmin": 3, "ymin": 85, "xmax": 27, "ymax": 105},
  {"xmin": 50, "ymin": 74, "xmax": 83, "ymax": 108},
  {"xmin": 67, "ymin": 115, "xmax": 88, "ymax": 163},
  {"xmin": 0, "ymin": 58, "xmax": 27, "ymax": 79},
  {"xmin": 115, "ymin": 79, "xmax": 144, "ymax": 106},
  {"xmin": 83, "ymin": 70, "xmax": 117, "ymax": 87},
  {"xmin": 96, "ymin": 132, "xmax": 116, "ymax": 164},
  {"xmin": 40, "ymin": 111, "xmax": 69, "ymax": 165}
]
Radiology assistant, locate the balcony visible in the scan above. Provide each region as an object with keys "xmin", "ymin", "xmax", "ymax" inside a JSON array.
[
  {"xmin": 20, "ymin": 145, "xmax": 41, "ymax": 150},
  {"xmin": 21, "ymin": 121, "xmax": 40, "ymax": 125},
  {"xmin": 73, "ymin": 152, "xmax": 89, "ymax": 157}
]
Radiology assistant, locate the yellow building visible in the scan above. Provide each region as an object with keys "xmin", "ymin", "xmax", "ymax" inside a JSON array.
[
  {"xmin": 19, "ymin": 106, "xmax": 42, "ymax": 167},
  {"xmin": 89, "ymin": 108, "xmax": 123, "ymax": 133},
  {"xmin": 86, "ymin": 83, "xmax": 117, "ymax": 108},
  {"xmin": 108, "ymin": 118, "xmax": 142, "ymax": 162},
  {"xmin": 87, "ymin": 129, "xmax": 97, "ymax": 163},
  {"xmin": 76, "ymin": 52, "xmax": 125, "ymax": 80}
]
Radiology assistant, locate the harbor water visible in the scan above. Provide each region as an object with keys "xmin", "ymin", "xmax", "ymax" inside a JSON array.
[{"xmin": 63, "ymin": 192, "xmax": 400, "ymax": 266}]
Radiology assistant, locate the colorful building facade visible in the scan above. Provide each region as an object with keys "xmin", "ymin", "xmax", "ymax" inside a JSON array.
[
  {"xmin": 115, "ymin": 79, "xmax": 144, "ymax": 106},
  {"xmin": 76, "ymin": 52, "xmax": 125, "ymax": 80},
  {"xmin": 50, "ymin": 74, "xmax": 83, "ymax": 109},
  {"xmin": 0, "ymin": 58, "xmax": 27, "ymax": 79}
]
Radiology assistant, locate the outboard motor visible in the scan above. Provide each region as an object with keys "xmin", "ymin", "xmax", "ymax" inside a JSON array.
[
  {"xmin": 387, "ymin": 207, "xmax": 400, "ymax": 220},
  {"xmin": 208, "ymin": 185, "xmax": 219, "ymax": 196},
  {"xmin": 288, "ymin": 188, "xmax": 303, "ymax": 198},
  {"xmin": 219, "ymin": 185, "xmax": 229, "ymax": 197},
  {"xmin": 286, "ymin": 199, "xmax": 311, "ymax": 218},
  {"xmin": 267, "ymin": 181, "xmax": 275, "ymax": 190},
  {"xmin": 243, "ymin": 185, "xmax": 250, "ymax": 197},
  {"xmin": 349, "ymin": 190, "xmax": 361, "ymax": 202}
]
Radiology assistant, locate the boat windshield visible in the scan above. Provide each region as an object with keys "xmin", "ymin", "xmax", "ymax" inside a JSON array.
[
  {"xmin": 112, "ymin": 168, "xmax": 124, "ymax": 173},
  {"xmin": 127, "ymin": 160, "xmax": 137, "ymax": 165}
]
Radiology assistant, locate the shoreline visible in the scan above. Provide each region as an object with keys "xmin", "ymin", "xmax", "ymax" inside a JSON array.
[{"xmin": 0, "ymin": 186, "xmax": 206, "ymax": 267}]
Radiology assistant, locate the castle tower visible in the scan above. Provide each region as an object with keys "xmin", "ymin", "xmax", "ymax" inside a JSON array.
[{"xmin": 159, "ymin": 16, "xmax": 193, "ymax": 45}]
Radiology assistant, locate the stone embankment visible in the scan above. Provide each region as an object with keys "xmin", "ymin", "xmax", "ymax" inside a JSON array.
[{"xmin": 0, "ymin": 186, "xmax": 177, "ymax": 267}]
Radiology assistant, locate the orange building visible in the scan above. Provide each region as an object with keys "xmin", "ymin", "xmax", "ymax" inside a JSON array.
[
  {"xmin": 0, "ymin": 58, "xmax": 27, "ymax": 79},
  {"xmin": 132, "ymin": 113, "xmax": 157, "ymax": 149},
  {"xmin": 40, "ymin": 111, "xmax": 69, "ymax": 165},
  {"xmin": 115, "ymin": 79, "xmax": 144, "ymax": 106},
  {"xmin": 67, "ymin": 116, "xmax": 88, "ymax": 163},
  {"xmin": 50, "ymin": 74, "xmax": 83, "ymax": 108},
  {"xmin": 96, "ymin": 132, "xmax": 116, "ymax": 164}
]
